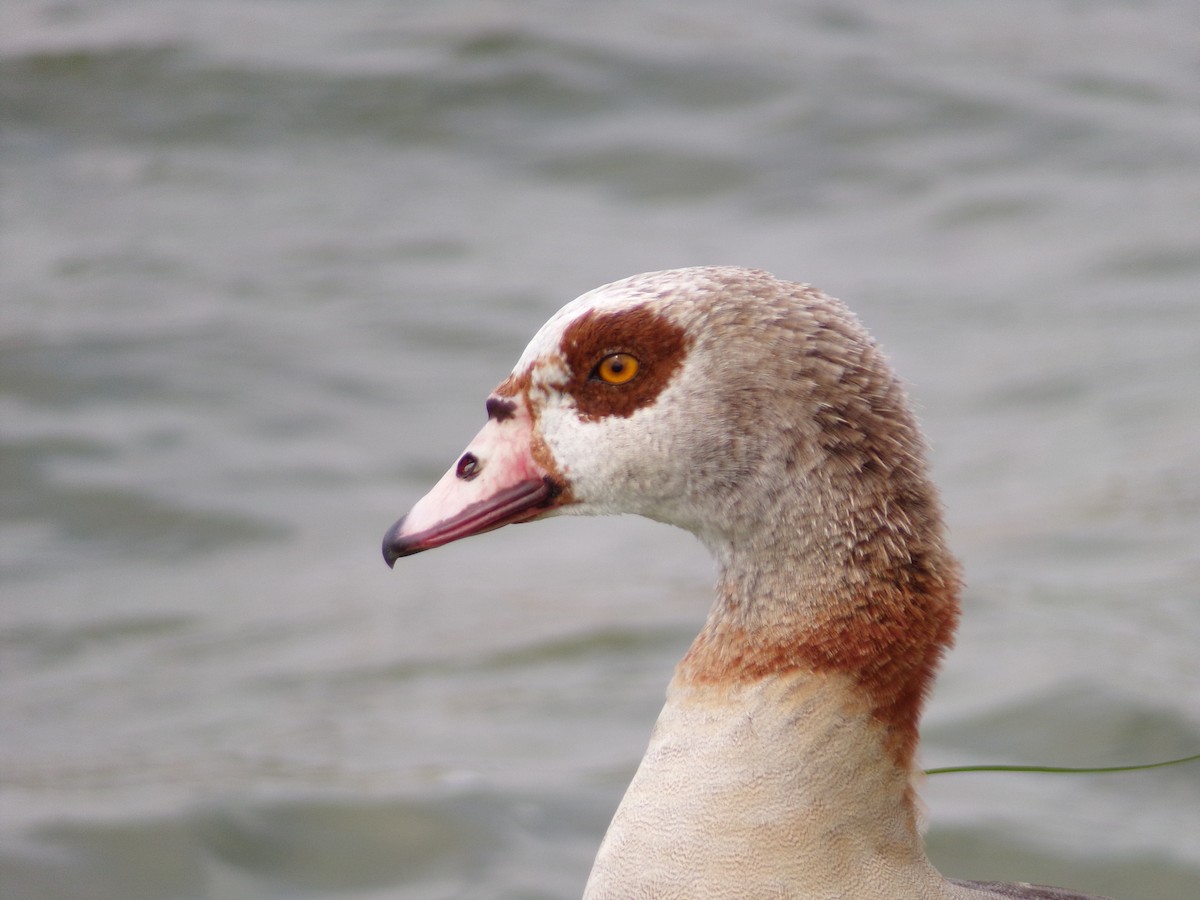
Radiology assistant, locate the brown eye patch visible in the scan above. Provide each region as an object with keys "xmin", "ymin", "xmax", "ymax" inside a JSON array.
[{"xmin": 555, "ymin": 306, "xmax": 690, "ymax": 420}]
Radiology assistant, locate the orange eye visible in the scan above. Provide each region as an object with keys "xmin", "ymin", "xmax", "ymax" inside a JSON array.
[{"xmin": 594, "ymin": 353, "xmax": 639, "ymax": 385}]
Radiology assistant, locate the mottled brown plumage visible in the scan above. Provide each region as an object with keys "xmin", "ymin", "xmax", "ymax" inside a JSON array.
[{"xmin": 384, "ymin": 267, "xmax": 1110, "ymax": 900}]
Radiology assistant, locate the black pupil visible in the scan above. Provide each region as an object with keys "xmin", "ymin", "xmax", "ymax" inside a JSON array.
[{"xmin": 608, "ymin": 357, "xmax": 625, "ymax": 375}]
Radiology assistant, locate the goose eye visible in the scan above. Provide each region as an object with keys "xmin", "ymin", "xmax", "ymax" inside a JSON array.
[{"xmin": 593, "ymin": 353, "xmax": 639, "ymax": 385}]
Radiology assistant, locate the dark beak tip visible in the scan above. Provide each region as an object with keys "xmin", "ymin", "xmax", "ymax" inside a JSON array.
[{"xmin": 381, "ymin": 516, "xmax": 410, "ymax": 568}]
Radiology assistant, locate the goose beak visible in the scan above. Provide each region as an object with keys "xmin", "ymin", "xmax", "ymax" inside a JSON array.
[{"xmin": 382, "ymin": 400, "xmax": 563, "ymax": 566}]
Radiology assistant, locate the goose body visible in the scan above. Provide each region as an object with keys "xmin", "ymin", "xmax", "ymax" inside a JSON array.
[{"xmin": 383, "ymin": 267, "xmax": 1108, "ymax": 899}]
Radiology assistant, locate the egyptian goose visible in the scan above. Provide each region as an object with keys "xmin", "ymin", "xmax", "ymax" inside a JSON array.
[{"xmin": 383, "ymin": 267, "xmax": 1108, "ymax": 899}]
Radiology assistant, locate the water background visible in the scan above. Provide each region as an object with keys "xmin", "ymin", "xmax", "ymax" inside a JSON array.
[{"xmin": 3, "ymin": 2, "xmax": 1199, "ymax": 898}]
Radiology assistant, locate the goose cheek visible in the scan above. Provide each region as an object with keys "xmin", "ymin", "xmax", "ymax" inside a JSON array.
[{"xmin": 382, "ymin": 412, "xmax": 564, "ymax": 565}]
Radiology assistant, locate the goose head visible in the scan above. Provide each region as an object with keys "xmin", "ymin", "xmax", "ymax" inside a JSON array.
[{"xmin": 384, "ymin": 265, "xmax": 959, "ymax": 768}]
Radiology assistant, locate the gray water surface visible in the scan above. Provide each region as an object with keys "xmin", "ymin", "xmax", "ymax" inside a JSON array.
[{"xmin": 3, "ymin": 2, "xmax": 1199, "ymax": 898}]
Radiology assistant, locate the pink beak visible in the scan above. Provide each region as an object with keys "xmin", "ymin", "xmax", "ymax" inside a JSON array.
[{"xmin": 382, "ymin": 397, "xmax": 564, "ymax": 566}]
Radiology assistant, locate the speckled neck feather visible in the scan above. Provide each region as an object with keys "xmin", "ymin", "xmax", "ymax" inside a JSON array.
[{"xmin": 670, "ymin": 279, "xmax": 962, "ymax": 774}]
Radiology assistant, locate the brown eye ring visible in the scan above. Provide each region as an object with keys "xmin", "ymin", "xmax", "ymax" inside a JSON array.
[{"xmin": 592, "ymin": 353, "xmax": 639, "ymax": 385}]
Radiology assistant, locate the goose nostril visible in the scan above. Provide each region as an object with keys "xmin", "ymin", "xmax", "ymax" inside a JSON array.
[{"xmin": 456, "ymin": 452, "xmax": 481, "ymax": 481}]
